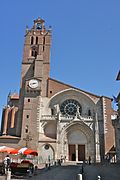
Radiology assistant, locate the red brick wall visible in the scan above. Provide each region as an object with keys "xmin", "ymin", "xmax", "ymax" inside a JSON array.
[
  {"xmin": 47, "ymin": 78, "xmax": 72, "ymax": 98},
  {"xmin": 104, "ymin": 97, "xmax": 115, "ymax": 153}
]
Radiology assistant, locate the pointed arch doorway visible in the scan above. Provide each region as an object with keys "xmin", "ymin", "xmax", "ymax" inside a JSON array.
[
  {"xmin": 68, "ymin": 130, "xmax": 87, "ymax": 161},
  {"xmin": 61, "ymin": 122, "xmax": 95, "ymax": 162}
]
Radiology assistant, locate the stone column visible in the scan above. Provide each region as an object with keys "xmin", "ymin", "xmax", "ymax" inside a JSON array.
[
  {"xmin": 66, "ymin": 143, "xmax": 69, "ymax": 161},
  {"xmin": 10, "ymin": 107, "xmax": 16, "ymax": 128},
  {"xmin": 56, "ymin": 112, "xmax": 61, "ymax": 160},
  {"xmin": 63, "ymin": 136, "xmax": 67, "ymax": 160},
  {"xmin": 3, "ymin": 108, "xmax": 10, "ymax": 134},
  {"xmin": 95, "ymin": 112, "xmax": 100, "ymax": 162},
  {"xmin": 76, "ymin": 144, "xmax": 78, "ymax": 162}
]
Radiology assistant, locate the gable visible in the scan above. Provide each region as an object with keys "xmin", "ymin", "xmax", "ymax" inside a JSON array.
[
  {"xmin": 47, "ymin": 78, "xmax": 72, "ymax": 98},
  {"xmin": 47, "ymin": 78, "xmax": 102, "ymax": 101}
]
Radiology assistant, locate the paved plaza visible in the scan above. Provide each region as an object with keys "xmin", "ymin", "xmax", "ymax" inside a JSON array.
[
  {"xmin": 31, "ymin": 163, "xmax": 120, "ymax": 180},
  {"xmin": 31, "ymin": 164, "xmax": 80, "ymax": 180},
  {"xmin": 0, "ymin": 162, "xmax": 120, "ymax": 180}
]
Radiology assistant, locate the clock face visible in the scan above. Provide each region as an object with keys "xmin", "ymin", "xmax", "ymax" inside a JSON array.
[{"xmin": 29, "ymin": 79, "xmax": 39, "ymax": 89}]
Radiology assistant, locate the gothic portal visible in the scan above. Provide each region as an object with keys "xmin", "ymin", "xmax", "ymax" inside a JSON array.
[{"xmin": 0, "ymin": 17, "xmax": 115, "ymax": 163}]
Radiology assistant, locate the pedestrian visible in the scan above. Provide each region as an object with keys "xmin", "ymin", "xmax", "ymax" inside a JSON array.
[
  {"xmin": 3, "ymin": 155, "xmax": 11, "ymax": 174},
  {"xmin": 58, "ymin": 159, "xmax": 61, "ymax": 166},
  {"xmin": 61, "ymin": 155, "xmax": 63, "ymax": 163},
  {"xmin": 64, "ymin": 156, "xmax": 66, "ymax": 162},
  {"xmin": 88, "ymin": 156, "xmax": 91, "ymax": 165},
  {"xmin": 48, "ymin": 156, "xmax": 51, "ymax": 169},
  {"xmin": 45, "ymin": 162, "xmax": 48, "ymax": 168}
]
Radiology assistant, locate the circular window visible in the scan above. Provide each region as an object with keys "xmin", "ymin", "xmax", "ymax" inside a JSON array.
[
  {"xmin": 44, "ymin": 144, "xmax": 49, "ymax": 150},
  {"xmin": 60, "ymin": 99, "xmax": 82, "ymax": 117}
]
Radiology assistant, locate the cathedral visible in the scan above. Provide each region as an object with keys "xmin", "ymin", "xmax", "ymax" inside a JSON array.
[{"xmin": 0, "ymin": 17, "xmax": 115, "ymax": 163}]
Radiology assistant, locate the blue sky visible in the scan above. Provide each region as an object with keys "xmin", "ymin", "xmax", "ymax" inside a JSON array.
[{"xmin": 0, "ymin": 0, "xmax": 120, "ymax": 119}]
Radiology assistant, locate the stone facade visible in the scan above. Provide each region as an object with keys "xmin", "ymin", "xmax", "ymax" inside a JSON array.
[
  {"xmin": 0, "ymin": 17, "xmax": 115, "ymax": 164},
  {"xmin": 112, "ymin": 71, "xmax": 120, "ymax": 162}
]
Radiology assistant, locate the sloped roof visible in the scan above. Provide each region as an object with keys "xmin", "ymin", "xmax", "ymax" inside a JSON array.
[{"xmin": 9, "ymin": 93, "xmax": 19, "ymax": 100}]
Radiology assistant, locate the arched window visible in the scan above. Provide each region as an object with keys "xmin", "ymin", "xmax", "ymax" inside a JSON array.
[
  {"xmin": 35, "ymin": 51, "xmax": 37, "ymax": 58},
  {"xmin": 25, "ymin": 125, "xmax": 28, "ymax": 133},
  {"xmin": 36, "ymin": 23, "xmax": 42, "ymax": 29},
  {"xmin": 88, "ymin": 109, "xmax": 91, "ymax": 116},
  {"xmin": 31, "ymin": 49, "xmax": 37, "ymax": 58},
  {"xmin": 51, "ymin": 109, "xmax": 54, "ymax": 115},
  {"xmin": 31, "ymin": 36, "xmax": 34, "ymax": 45},
  {"xmin": 43, "ymin": 36, "xmax": 45, "ymax": 51},
  {"xmin": 36, "ymin": 37, "xmax": 38, "ymax": 44},
  {"xmin": 43, "ymin": 36, "xmax": 45, "ymax": 45}
]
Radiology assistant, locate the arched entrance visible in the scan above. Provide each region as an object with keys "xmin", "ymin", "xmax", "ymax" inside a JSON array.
[
  {"xmin": 68, "ymin": 130, "xmax": 87, "ymax": 161},
  {"xmin": 61, "ymin": 122, "xmax": 94, "ymax": 162}
]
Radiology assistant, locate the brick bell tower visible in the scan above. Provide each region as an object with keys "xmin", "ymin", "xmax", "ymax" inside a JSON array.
[{"xmin": 16, "ymin": 17, "xmax": 52, "ymax": 148}]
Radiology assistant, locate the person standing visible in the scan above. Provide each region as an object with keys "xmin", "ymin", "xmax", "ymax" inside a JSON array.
[{"xmin": 3, "ymin": 155, "xmax": 11, "ymax": 174}]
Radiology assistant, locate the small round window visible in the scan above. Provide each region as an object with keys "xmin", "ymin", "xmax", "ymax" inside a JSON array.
[
  {"xmin": 60, "ymin": 99, "xmax": 82, "ymax": 117},
  {"xmin": 44, "ymin": 144, "xmax": 49, "ymax": 150}
]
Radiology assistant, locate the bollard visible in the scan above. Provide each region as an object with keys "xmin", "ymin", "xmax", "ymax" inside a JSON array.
[
  {"xmin": 77, "ymin": 173, "xmax": 82, "ymax": 180},
  {"xmin": 48, "ymin": 163, "xmax": 51, "ymax": 170},
  {"xmin": 54, "ymin": 161, "xmax": 56, "ymax": 166},
  {"xmin": 81, "ymin": 165, "xmax": 84, "ymax": 174},
  {"xmin": 97, "ymin": 175, "xmax": 101, "ymax": 180},
  {"xmin": 45, "ymin": 163, "xmax": 48, "ymax": 168},
  {"xmin": 6, "ymin": 170, "xmax": 11, "ymax": 180}
]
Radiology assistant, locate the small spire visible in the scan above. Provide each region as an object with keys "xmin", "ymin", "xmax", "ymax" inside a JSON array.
[
  {"xmin": 48, "ymin": 25, "xmax": 52, "ymax": 32},
  {"xmin": 116, "ymin": 70, "xmax": 120, "ymax": 80},
  {"xmin": 26, "ymin": 25, "xmax": 29, "ymax": 34},
  {"xmin": 38, "ymin": 16, "xmax": 41, "ymax": 20}
]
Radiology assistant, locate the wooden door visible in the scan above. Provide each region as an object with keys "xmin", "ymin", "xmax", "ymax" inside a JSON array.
[
  {"xmin": 69, "ymin": 145, "xmax": 76, "ymax": 161},
  {"xmin": 78, "ymin": 145, "xmax": 85, "ymax": 161}
]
